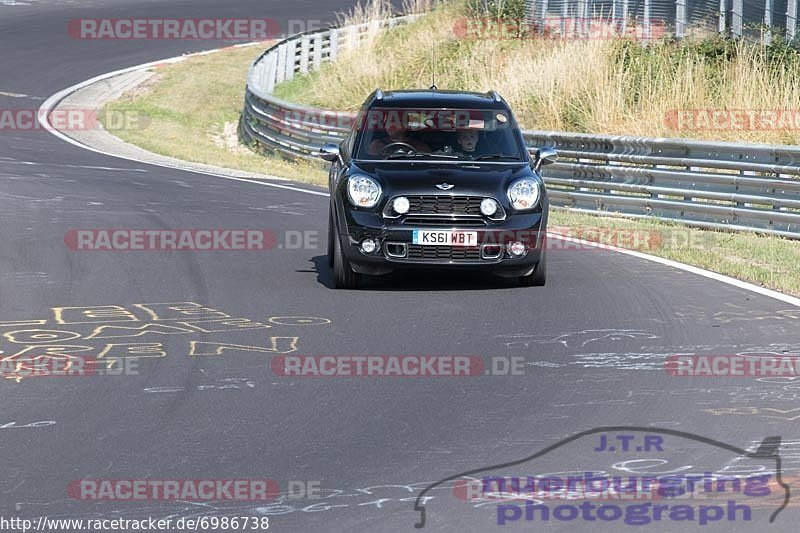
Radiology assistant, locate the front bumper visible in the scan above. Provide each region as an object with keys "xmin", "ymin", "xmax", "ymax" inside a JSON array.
[{"xmin": 338, "ymin": 207, "xmax": 547, "ymax": 277}]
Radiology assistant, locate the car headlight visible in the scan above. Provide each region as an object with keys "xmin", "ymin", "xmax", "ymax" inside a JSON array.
[
  {"xmin": 507, "ymin": 178, "xmax": 541, "ymax": 211},
  {"xmin": 347, "ymin": 175, "xmax": 382, "ymax": 208}
]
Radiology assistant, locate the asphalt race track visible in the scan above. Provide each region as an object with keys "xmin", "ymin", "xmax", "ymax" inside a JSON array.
[{"xmin": 1, "ymin": 1, "xmax": 800, "ymax": 531}]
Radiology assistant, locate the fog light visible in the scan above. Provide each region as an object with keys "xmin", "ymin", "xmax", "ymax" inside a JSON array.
[
  {"xmin": 508, "ymin": 241, "xmax": 526, "ymax": 257},
  {"xmin": 361, "ymin": 239, "xmax": 378, "ymax": 254},
  {"xmin": 480, "ymin": 198, "xmax": 498, "ymax": 216},
  {"xmin": 393, "ymin": 196, "xmax": 410, "ymax": 214}
]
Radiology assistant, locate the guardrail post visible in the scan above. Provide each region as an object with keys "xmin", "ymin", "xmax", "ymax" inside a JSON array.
[
  {"xmin": 622, "ymin": 0, "xmax": 629, "ymax": 29},
  {"xmin": 718, "ymin": 0, "xmax": 726, "ymax": 33},
  {"xmin": 539, "ymin": 0, "xmax": 549, "ymax": 36},
  {"xmin": 299, "ymin": 37, "xmax": 310, "ymax": 74},
  {"xmin": 249, "ymin": 63, "xmax": 261, "ymax": 96},
  {"xmin": 788, "ymin": 0, "xmax": 798, "ymax": 39},
  {"xmin": 732, "ymin": 0, "xmax": 743, "ymax": 37},
  {"xmin": 675, "ymin": 0, "xmax": 687, "ymax": 38},
  {"xmin": 643, "ymin": 0, "xmax": 652, "ymax": 41},
  {"xmin": 330, "ymin": 29, "xmax": 339, "ymax": 61},
  {"xmin": 275, "ymin": 44, "xmax": 286, "ymax": 83},
  {"xmin": 369, "ymin": 19, "xmax": 381, "ymax": 38},
  {"xmin": 738, "ymin": 168, "xmax": 753, "ymax": 208},
  {"xmin": 610, "ymin": 0, "xmax": 618, "ymax": 33},
  {"xmin": 266, "ymin": 54, "xmax": 277, "ymax": 93},
  {"xmin": 285, "ymin": 40, "xmax": 297, "ymax": 80},
  {"xmin": 346, "ymin": 25, "xmax": 358, "ymax": 52},
  {"xmin": 764, "ymin": 0, "xmax": 773, "ymax": 45},
  {"xmin": 577, "ymin": 0, "xmax": 588, "ymax": 37},
  {"xmin": 313, "ymin": 34, "xmax": 323, "ymax": 71}
]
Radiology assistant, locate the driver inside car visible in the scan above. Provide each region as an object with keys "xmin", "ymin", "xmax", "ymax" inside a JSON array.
[{"xmin": 367, "ymin": 125, "xmax": 431, "ymax": 156}]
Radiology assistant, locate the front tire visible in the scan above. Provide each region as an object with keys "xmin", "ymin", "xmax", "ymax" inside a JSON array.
[
  {"xmin": 327, "ymin": 208, "xmax": 335, "ymax": 267},
  {"xmin": 520, "ymin": 251, "xmax": 546, "ymax": 287},
  {"xmin": 332, "ymin": 232, "xmax": 360, "ymax": 289}
]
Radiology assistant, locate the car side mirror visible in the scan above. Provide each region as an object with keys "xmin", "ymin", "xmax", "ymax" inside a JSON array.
[
  {"xmin": 534, "ymin": 147, "xmax": 558, "ymax": 170},
  {"xmin": 319, "ymin": 143, "xmax": 341, "ymax": 162}
]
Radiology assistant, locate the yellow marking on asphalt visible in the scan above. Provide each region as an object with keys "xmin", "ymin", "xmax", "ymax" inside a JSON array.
[
  {"xmin": 189, "ymin": 337, "xmax": 298, "ymax": 356},
  {"xmin": 53, "ymin": 305, "xmax": 138, "ymax": 324}
]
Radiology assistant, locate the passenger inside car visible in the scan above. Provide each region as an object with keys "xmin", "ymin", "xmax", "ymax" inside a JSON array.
[
  {"xmin": 431, "ymin": 128, "xmax": 484, "ymax": 158},
  {"xmin": 455, "ymin": 129, "xmax": 480, "ymax": 153}
]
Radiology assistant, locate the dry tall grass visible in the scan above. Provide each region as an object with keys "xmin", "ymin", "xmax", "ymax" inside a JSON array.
[{"xmin": 274, "ymin": 0, "xmax": 800, "ymax": 145}]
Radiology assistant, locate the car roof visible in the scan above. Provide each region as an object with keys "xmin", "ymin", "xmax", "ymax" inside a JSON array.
[{"xmin": 366, "ymin": 89, "xmax": 509, "ymax": 109}]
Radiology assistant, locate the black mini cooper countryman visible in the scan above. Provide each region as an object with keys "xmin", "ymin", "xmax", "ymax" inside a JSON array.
[{"xmin": 319, "ymin": 89, "xmax": 556, "ymax": 289}]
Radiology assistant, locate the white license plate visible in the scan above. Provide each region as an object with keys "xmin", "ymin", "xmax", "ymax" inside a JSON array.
[{"xmin": 412, "ymin": 230, "xmax": 478, "ymax": 246}]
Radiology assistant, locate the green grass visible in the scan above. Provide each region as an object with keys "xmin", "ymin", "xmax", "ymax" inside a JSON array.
[
  {"xmin": 548, "ymin": 210, "xmax": 800, "ymax": 296},
  {"xmin": 103, "ymin": 45, "xmax": 327, "ymax": 186}
]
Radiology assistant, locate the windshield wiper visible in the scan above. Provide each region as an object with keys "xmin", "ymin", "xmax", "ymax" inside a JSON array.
[
  {"xmin": 385, "ymin": 152, "xmax": 458, "ymax": 160},
  {"xmin": 473, "ymin": 154, "xmax": 521, "ymax": 161}
]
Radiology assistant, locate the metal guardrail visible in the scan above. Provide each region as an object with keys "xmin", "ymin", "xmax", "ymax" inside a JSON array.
[
  {"xmin": 525, "ymin": 0, "xmax": 800, "ymax": 43},
  {"xmin": 245, "ymin": 15, "xmax": 418, "ymax": 100},
  {"xmin": 239, "ymin": 17, "xmax": 800, "ymax": 239},
  {"xmin": 240, "ymin": 15, "xmax": 416, "ymax": 159},
  {"xmin": 525, "ymin": 131, "xmax": 800, "ymax": 238}
]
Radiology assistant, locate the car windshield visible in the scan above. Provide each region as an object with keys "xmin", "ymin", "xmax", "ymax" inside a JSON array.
[{"xmin": 354, "ymin": 107, "xmax": 524, "ymax": 161}]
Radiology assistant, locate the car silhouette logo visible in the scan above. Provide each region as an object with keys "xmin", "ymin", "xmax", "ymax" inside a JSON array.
[
  {"xmin": 413, "ymin": 426, "xmax": 791, "ymax": 528},
  {"xmin": 435, "ymin": 183, "xmax": 455, "ymax": 190}
]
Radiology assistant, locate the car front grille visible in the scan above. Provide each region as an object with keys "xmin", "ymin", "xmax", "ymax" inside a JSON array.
[
  {"xmin": 383, "ymin": 195, "xmax": 506, "ymax": 224},
  {"xmin": 407, "ymin": 195, "xmax": 483, "ymax": 215},
  {"xmin": 406, "ymin": 244, "xmax": 482, "ymax": 261}
]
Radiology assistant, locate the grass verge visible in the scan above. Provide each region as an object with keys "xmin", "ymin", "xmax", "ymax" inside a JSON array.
[
  {"xmin": 549, "ymin": 210, "xmax": 800, "ymax": 297},
  {"xmin": 277, "ymin": 0, "xmax": 800, "ymax": 145},
  {"xmin": 103, "ymin": 45, "xmax": 327, "ymax": 186}
]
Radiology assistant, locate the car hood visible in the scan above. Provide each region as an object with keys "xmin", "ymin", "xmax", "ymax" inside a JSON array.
[{"xmin": 350, "ymin": 161, "xmax": 537, "ymax": 195}]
